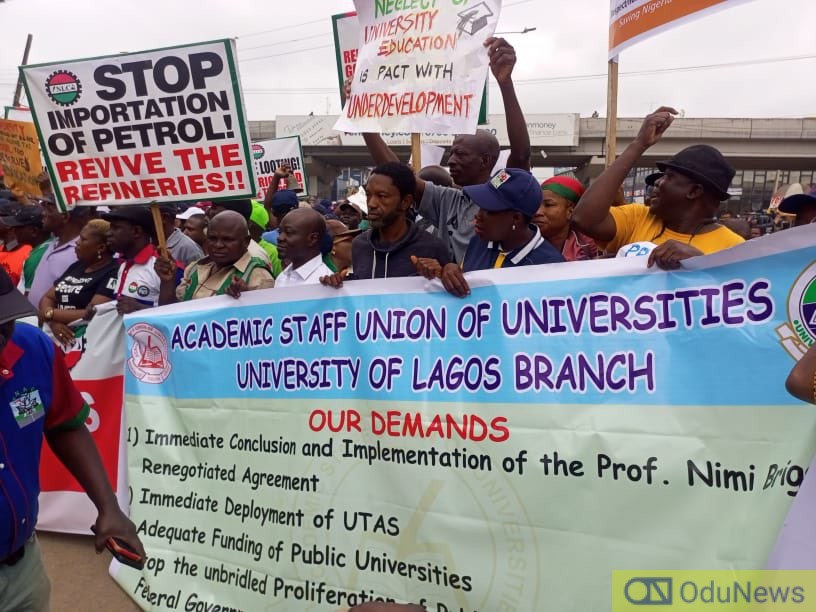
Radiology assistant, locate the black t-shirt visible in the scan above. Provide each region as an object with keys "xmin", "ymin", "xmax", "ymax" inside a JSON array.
[{"xmin": 54, "ymin": 260, "xmax": 118, "ymax": 310}]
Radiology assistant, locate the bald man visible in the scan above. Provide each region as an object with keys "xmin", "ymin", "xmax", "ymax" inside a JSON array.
[
  {"xmin": 155, "ymin": 210, "xmax": 274, "ymax": 303},
  {"xmin": 275, "ymin": 208, "xmax": 334, "ymax": 288},
  {"xmin": 417, "ymin": 165, "xmax": 455, "ymax": 188},
  {"xmin": 359, "ymin": 36, "xmax": 530, "ymax": 263}
]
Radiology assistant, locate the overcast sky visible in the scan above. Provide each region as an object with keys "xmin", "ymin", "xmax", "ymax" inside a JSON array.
[{"xmin": 0, "ymin": 0, "xmax": 813, "ymax": 121}]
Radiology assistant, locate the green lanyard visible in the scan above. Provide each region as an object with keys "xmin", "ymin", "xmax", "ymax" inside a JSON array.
[{"xmin": 182, "ymin": 258, "xmax": 265, "ymax": 301}]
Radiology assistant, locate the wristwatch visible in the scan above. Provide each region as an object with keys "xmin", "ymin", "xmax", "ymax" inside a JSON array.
[{"xmin": 44, "ymin": 308, "xmax": 54, "ymax": 322}]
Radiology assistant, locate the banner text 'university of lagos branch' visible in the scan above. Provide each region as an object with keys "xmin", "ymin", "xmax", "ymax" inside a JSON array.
[{"xmin": 115, "ymin": 228, "xmax": 816, "ymax": 611}]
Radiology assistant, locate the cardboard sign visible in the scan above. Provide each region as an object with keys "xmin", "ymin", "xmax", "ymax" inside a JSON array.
[
  {"xmin": 251, "ymin": 136, "xmax": 308, "ymax": 198},
  {"xmin": 0, "ymin": 119, "xmax": 43, "ymax": 196},
  {"xmin": 334, "ymin": 1, "xmax": 500, "ymax": 134},
  {"xmin": 20, "ymin": 40, "xmax": 255, "ymax": 211}
]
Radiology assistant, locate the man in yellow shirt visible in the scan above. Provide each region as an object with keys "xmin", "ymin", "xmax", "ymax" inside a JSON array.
[{"xmin": 573, "ymin": 107, "xmax": 743, "ymax": 269}]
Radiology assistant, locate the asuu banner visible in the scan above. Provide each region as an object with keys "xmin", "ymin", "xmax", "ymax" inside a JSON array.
[{"xmin": 114, "ymin": 228, "xmax": 814, "ymax": 611}]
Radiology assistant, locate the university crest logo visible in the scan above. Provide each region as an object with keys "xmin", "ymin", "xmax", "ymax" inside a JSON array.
[
  {"xmin": 127, "ymin": 323, "xmax": 171, "ymax": 384},
  {"xmin": 777, "ymin": 261, "xmax": 816, "ymax": 361}
]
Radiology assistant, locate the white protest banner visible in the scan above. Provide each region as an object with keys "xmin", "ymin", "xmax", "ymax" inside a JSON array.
[
  {"xmin": 334, "ymin": 0, "xmax": 500, "ymax": 134},
  {"xmin": 112, "ymin": 228, "xmax": 816, "ymax": 610},
  {"xmin": 332, "ymin": 11, "xmax": 361, "ymax": 106},
  {"xmin": 3, "ymin": 106, "xmax": 33, "ymax": 122},
  {"xmin": 38, "ymin": 303, "xmax": 129, "ymax": 533},
  {"xmin": 409, "ymin": 143, "xmax": 445, "ymax": 168},
  {"xmin": 490, "ymin": 148, "xmax": 511, "ymax": 175},
  {"xmin": 20, "ymin": 40, "xmax": 255, "ymax": 211},
  {"xmin": 251, "ymin": 136, "xmax": 308, "ymax": 198},
  {"xmin": 609, "ymin": 0, "xmax": 755, "ymax": 58}
]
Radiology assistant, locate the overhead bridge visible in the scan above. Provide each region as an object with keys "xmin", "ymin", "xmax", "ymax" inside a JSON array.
[{"xmin": 249, "ymin": 115, "xmax": 816, "ymax": 194}]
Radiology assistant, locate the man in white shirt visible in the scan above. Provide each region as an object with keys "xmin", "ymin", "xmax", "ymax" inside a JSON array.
[
  {"xmin": 275, "ymin": 208, "xmax": 332, "ymax": 288},
  {"xmin": 102, "ymin": 206, "xmax": 166, "ymax": 313}
]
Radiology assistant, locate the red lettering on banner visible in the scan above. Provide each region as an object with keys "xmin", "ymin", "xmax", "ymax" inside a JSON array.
[
  {"xmin": 62, "ymin": 172, "xmax": 238, "ymax": 204},
  {"xmin": 172, "ymin": 144, "xmax": 243, "ymax": 171},
  {"xmin": 370, "ymin": 410, "xmax": 510, "ymax": 442},
  {"xmin": 308, "ymin": 409, "xmax": 362, "ymax": 433},
  {"xmin": 55, "ymin": 152, "xmax": 166, "ymax": 181},
  {"xmin": 346, "ymin": 91, "xmax": 474, "ymax": 119}
]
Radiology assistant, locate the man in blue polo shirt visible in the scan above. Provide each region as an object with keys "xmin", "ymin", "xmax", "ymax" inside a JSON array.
[
  {"xmin": 414, "ymin": 168, "xmax": 564, "ymax": 297},
  {"xmin": 0, "ymin": 266, "xmax": 143, "ymax": 609}
]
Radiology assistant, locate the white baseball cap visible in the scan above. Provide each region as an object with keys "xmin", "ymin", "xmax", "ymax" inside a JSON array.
[{"xmin": 176, "ymin": 206, "xmax": 205, "ymax": 220}]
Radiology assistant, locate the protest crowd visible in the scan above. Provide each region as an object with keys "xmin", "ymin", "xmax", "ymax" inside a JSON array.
[{"xmin": 0, "ymin": 4, "xmax": 814, "ymax": 611}]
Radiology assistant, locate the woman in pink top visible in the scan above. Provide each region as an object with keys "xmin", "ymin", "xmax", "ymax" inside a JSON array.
[{"xmin": 533, "ymin": 175, "xmax": 598, "ymax": 261}]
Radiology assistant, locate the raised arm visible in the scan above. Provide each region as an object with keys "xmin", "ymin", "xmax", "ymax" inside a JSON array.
[
  {"xmin": 485, "ymin": 37, "xmax": 530, "ymax": 170},
  {"xmin": 155, "ymin": 255, "xmax": 179, "ymax": 305},
  {"xmin": 572, "ymin": 107, "xmax": 678, "ymax": 241},
  {"xmin": 262, "ymin": 164, "xmax": 290, "ymax": 211}
]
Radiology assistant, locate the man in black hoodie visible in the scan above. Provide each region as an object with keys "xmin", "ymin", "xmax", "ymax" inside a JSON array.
[{"xmin": 320, "ymin": 162, "xmax": 450, "ymax": 286}]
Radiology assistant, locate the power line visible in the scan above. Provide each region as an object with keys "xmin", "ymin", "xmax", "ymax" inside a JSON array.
[
  {"xmin": 240, "ymin": 44, "xmax": 333, "ymax": 63},
  {"xmin": 235, "ymin": 0, "xmax": 534, "ymax": 42},
  {"xmin": 240, "ymin": 31, "xmax": 327, "ymax": 53},
  {"xmin": 236, "ymin": 17, "xmax": 327, "ymax": 40},
  {"xmin": 513, "ymin": 53, "xmax": 816, "ymax": 86}
]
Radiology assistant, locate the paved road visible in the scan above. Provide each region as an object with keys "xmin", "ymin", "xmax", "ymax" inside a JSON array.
[{"xmin": 39, "ymin": 531, "xmax": 141, "ymax": 611}]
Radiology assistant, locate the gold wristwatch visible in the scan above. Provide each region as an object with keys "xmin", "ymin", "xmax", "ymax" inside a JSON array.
[{"xmin": 44, "ymin": 308, "xmax": 54, "ymax": 322}]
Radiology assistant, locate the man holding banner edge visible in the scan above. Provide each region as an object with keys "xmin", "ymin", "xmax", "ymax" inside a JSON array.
[
  {"xmin": 0, "ymin": 266, "xmax": 144, "ymax": 610},
  {"xmin": 359, "ymin": 36, "xmax": 530, "ymax": 264},
  {"xmin": 572, "ymin": 106, "xmax": 744, "ymax": 268}
]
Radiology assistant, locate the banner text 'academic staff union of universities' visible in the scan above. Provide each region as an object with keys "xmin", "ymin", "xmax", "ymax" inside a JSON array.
[{"xmin": 114, "ymin": 228, "xmax": 815, "ymax": 610}]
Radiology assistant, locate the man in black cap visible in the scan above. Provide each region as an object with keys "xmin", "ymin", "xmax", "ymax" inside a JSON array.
[
  {"xmin": 103, "ymin": 206, "xmax": 166, "ymax": 314},
  {"xmin": 0, "ymin": 203, "xmax": 33, "ymax": 288},
  {"xmin": 156, "ymin": 204, "xmax": 203, "ymax": 267},
  {"xmin": 644, "ymin": 172, "xmax": 663, "ymax": 208},
  {"xmin": 573, "ymin": 107, "xmax": 744, "ymax": 269},
  {"xmin": 0, "ymin": 266, "xmax": 144, "ymax": 609},
  {"xmin": 778, "ymin": 186, "xmax": 816, "ymax": 227},
  {"xmin": 2, "ymin": 206, "xmax": 51, "ymax": 296}
]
